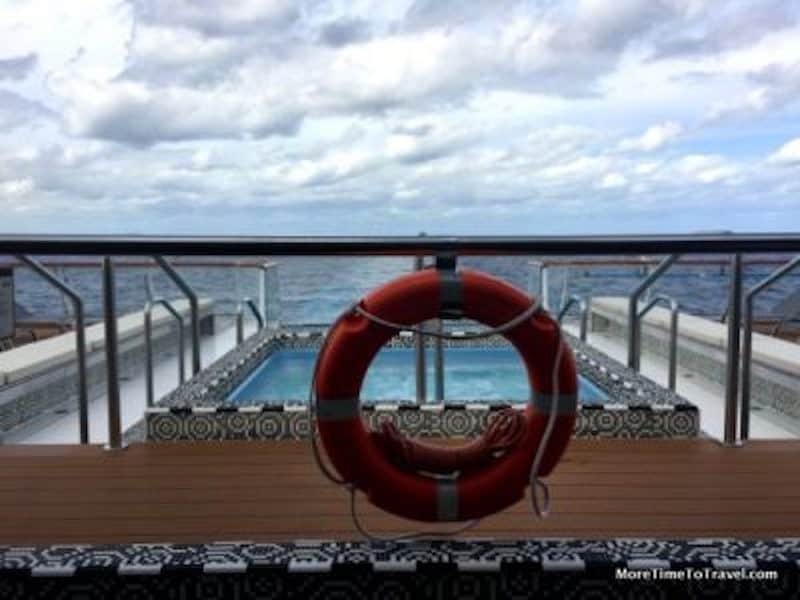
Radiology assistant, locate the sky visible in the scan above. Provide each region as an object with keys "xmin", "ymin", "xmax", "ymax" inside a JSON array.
[{"xmin": 0, "ymin": 0, "xmax": 799, "ymax": 235}]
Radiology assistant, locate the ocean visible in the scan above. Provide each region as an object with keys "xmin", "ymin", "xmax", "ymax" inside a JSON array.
[{"xmin": 9, "ymin": 256, "xmax": 800, "ymax": 326}]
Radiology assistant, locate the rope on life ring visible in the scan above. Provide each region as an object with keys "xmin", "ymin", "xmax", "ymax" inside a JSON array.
[{"xmin": 309, "ymin": 265, "xmax": 577, "ymax": 539}]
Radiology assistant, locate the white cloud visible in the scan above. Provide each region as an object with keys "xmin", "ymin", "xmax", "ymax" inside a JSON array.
[
  {"xmin": 620, "ymin": 121, "xmax": 683, "ymax": 152},
  {"xmin": 674, "ymin": 154, "xmax": 739, "ymax": 184},
  {"xmin": 599, "ymin": 172, "xmax": 628, "ymax": 189},
  {"xmin": 126, "ymin": 25, "xmax": 237, "ymax": 76},
  {"xmin": 0, "ymin": 0, "xmax": 798, "ymax": 233},
  {"xmin": 538, "ymin": 156, "xmax": 611, "ymax": 181},
  {"xmin": 634, "ymin": 161, "xmax": 661, "ymax": 175},
  {"xmin": 275, "ymin": 148, "xmax": 380, "ymax": 187},
  {"xmin": 768, "ymin": 138, "xmax": 800, "ymax": 165},
  {"xmin": 0, "ymin": 178, "xmax": 35, "ymax": 198},
  {"xmin": 191, "ymin": 149, "xmax": 214, "ymax": 170}
]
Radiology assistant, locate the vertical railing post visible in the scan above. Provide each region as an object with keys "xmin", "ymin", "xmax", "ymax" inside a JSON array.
[
  {"xmin": 636, "ymin": 295, "xmax": 680, "ymax": 392},
  {"xmin": 153, "ymin": 256, "xmax": 201, "ymax": 375},
  {"xmin": 741, "ymin": 292, "xmax": 754, "ymax": 440},
  {"xmin": 175, "ymin": 308, "xmax": 186, "ymax": 384},
  {"xmin": 627, "ymin": 254, "xmax": 680, "ymax": 370},
  {"xmin": 414, "ymin": 254, "xmax": 427, "ymax": 404},
  {"xmin": 237, "ymin": 298, "xmax": 264, "ymax": 345},
  {"xmin": 144, "ymin": 301, "xmax": 154, "ymax": 408},
  {"xmin": 144, "ymin": 298, "xmax": 186, "ymax": 407},
  {"xmin": 724, "ymin": 253, "xmax": 743, "ymax": 446},
  {"xmin": 740, "ymin": 255, "xmax": 800, "ymax": 440},
  {"xmin": 641, "ymin": 259, "xmax": 653, "ymax": 305},
  {"xmin": 145, "ymin": 273, "xmax": 155, "ymax": 301},
  {"xmin": 434, "ymin": 319, "xmax": 445, "ymax": 402},
  {"xmin": 16, "ymin": 256, "xmax": 90, "ymax": 444},
  {"xmin": 541, "ymin": 265, "xmax": 550, "ymax": 311},
  {"xmin": 236, "ymin": 302, "xmax": 245, "ymax": 345},
  {"xmin": 259, "ymin": 263, "xmax": 268, "ymax": 324},
  {"xmin": 668, "ymin": 301, "xmax": 679, "ymax": 391},
  {"xmin": 102, "ymin": 257, "xmax": 123, "ymax": 450},
  {"xmin": 257, "ymin": 262, "xmax": 279, "ymax": 329}
]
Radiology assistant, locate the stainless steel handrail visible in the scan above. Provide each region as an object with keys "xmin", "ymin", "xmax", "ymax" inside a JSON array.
[
  {"xmin": 55, "ymin": 265, "xmax": 73, "ymax": 324},
  {"xmin": 5, "ymin": 234, "xmax": 800, "ymax": 451},
  {"xmin": 637, "ymin": 294, "xmax": 680, "ymax": 391},
  {"xmin": 627, "ymin": 254, "xmax": 680, "ymax": 370},
  {"xmin": 434, "ymin": 319, "xmax": 445, "ymax": 402},
  {"xmin": 236, "ymin": 297, "xmax": 265, "ymax": 345},
  {"xmin": 16, "ymin": 255, "xmax": 90, "ymax": 444},
  {"xmin": 724, "ymin": 254, "xmax": 744, "ymax": 446},
  {"xmin": 3, "ymin": 233, "xmax": 800, "ymax": 256},
  {"xmin": 530, "ymin": 260, "xmax": 551, "ymax": 310},
  {"xmin": 153, "ymin": 256, "xmax": 201, "ymax": 375},
  {"xmin": 413, "ymin": 255, "xmax": 427, "ymax": 404},
  {"xmin": 144, "ymin": 298, "xmax": 186, "ymax": 407},
  {"xmin": 528, "ymin": 257, "xmax": 790, "ymax": 268},
  {"xmin": 741, "ymin": 255, "xmax": 800, "ymax": 440},
  {"xmin": 557, "ymin": 294, "xmax": 589, "ymax": 342},
  {"xmin": 102, "ymin": 257, "xmax": 123, "ymax": 450},
  {"xmin": 145, "ymin": 273, "xmax": 156, "ymax": 301},
  {"xmin": 257, "ymin": 261, "xmax": 279, "ymax": 328}
]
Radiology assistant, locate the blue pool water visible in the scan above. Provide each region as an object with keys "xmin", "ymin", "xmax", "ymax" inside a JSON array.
[{"xmin": 228, "ymin": 348, "xmax": 608, "ymax": 405}]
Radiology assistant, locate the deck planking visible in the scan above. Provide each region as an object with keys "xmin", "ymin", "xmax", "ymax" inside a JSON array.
[{"xmin": 1, "ymin": 438, "xmax": 799, "ymax": 544}]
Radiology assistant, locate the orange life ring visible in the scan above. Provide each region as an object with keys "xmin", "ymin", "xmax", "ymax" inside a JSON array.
[{"xmin": 315, "ymin": 267, "xmax": 578, "ymax": 522}]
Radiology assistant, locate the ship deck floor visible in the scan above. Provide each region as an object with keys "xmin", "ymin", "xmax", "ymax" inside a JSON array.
[{"xmin": 1, "ymin": 438, "xmax": 799, "ymax": 545}]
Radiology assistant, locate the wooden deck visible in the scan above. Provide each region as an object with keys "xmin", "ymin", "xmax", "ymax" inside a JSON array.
[{"xmin": 1, "ymin": 438, "xmax": 799, "ymax": 545}]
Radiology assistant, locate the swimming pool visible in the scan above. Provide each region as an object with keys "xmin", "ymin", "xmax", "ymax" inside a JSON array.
[{"xmin": 227, "ymin": 347, "xmax": 608, "ymax": 405}]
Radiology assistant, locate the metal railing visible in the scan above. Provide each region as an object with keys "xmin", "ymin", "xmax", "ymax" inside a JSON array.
[
  {"xmin": 153, "ymin": 256, "xmax": 201, "ymax": 375},
  {"xmin": 557, "ymin": 294, "xmax": 589, "ymax": 342},
  {"xmin": 413, "ymin": 255, "xmax": 427, "ymax": 404},
  {"xmin": 530, "ymin": 261, "xmax": 551, "ymax": 310},
  {"xmin": 627, "ymin": 254, "xmax": 680, "ymax": 371},
  {"xmin": 144, "ymin": 298, "xmax": 186, "ymax": 408},
  {"xmin": 3, "ymin": 233, "xmax": 800, "ymax": 449},
  {"xmin": 529, "ymin": 256, "xmax": 791, "ymax": 318},
  {"xmin": 636, "ymin": 294, "xmax": 680, "ymax": 391},
  {"xmin": 236, "ymin": 298, "xmax": 265, "ymax": 345},
  {"xmin": 724, "ymin": 254, "xmax": 744, "ymax": 446},
  {"xmin": 16, "ymin": 255, "xmax": 90, "ymax": 444},
  {"xmin": 741, "ymin": 255, "xmax": 800, "ymax": 440},
  {"xmin": 102, "ymin": 257, "xmax": 123, "ymax": 450},
  {"xmin": 258, "ymin": 262, "xmax": 279, "ymax": 328},
  {"xmin": 433, "ymin": 319, "xmax": 445, "ymax": 402},
  {"xmin": 3, "ymin": 233, "xmax": 800, "ymax": 256}
]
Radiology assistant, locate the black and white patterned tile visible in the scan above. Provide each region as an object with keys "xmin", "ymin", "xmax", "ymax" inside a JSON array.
[
  {"xmin": 135, "ymin": 327, "xmax": 698, "ymax": 442},
  {"xmin": 146, "ymin": 402, "xmax": 699, "ymax": 441},
  {"xmin": 2, "ymin": 539, "xmax": 796, "ymax": 599},
  {"xmin": 3, "ymin": 538, "xmax": 799, "ymax": 573}
]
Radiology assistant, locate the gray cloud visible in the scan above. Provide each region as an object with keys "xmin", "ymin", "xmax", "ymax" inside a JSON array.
[
  {"xmin": 0, "ymin": 90, "xmax": 54, "ymax": 129},
  {"xmin": 566, "ymin": 1, "xmax": 675, "ymax": 53},
  {"xmin": 3, "ymin": 0, "xmax": 799, "ymax": 236},
  {"xmin": 130, "ymin": 0, "xmax": 299, "ymax": 36},
  {"xmin": 71, "ymin": 0, "xmax": 724, "ymax": 147},
  {"xmin": 0, "ymin": 53, "xmax": 38, "ymax": 80},
  {"xmin": 318, "ymin": 17, "xmax": 371, "ymax": 47},
  {"xmin": 66, "ymin": 83, "xmax": 304, "ymax": 147},
  {"xmin": 705, "ymin": 62, "xmax": 800, "ymax": 122},
  {"xmin": 403, "ymin": 0, "xmax": 520, "ymax": 31},
  {"xmin": 650, "ymin": 0, "xmax": 799, "ymax": 59}
]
